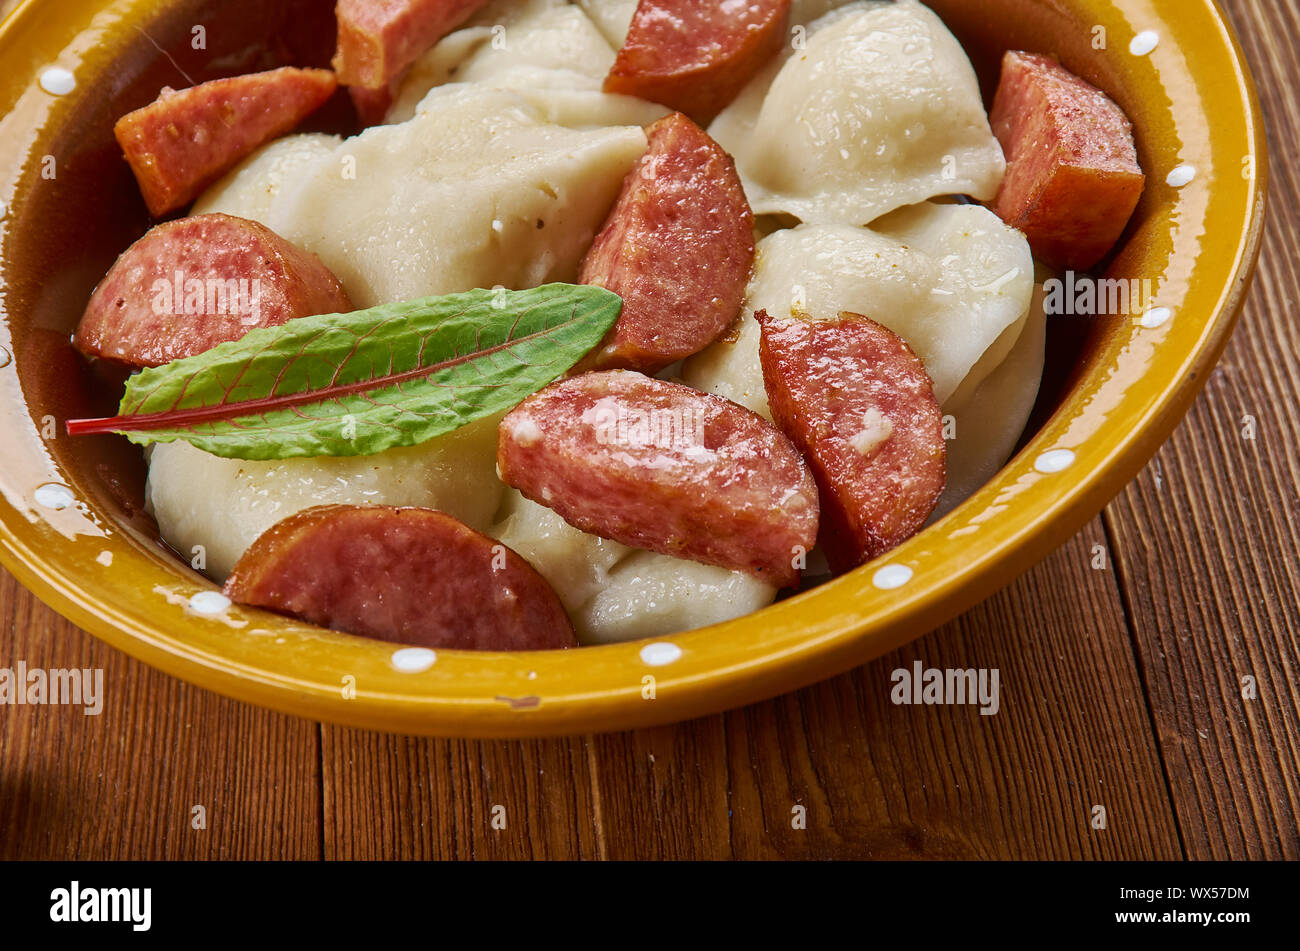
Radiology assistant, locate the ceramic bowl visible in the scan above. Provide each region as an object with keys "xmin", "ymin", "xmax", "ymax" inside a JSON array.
[{"xmin": 0, "ymin": 0, "xmax": 1267, "ymax": 736}]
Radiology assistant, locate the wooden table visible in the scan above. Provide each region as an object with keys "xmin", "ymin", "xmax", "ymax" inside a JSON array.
[{"xmin": 2, "ymin": 0, "xmax": 1296, "ymax": 861}]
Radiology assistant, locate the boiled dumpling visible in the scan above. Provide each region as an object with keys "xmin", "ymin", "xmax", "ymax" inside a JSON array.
[
  {"xmin": 874, "ymin": 201, "xmax": 1033, "ymax": 401},
  {"xmin": 930, "ymin": 283, "xmax": 1047, "ymax": 520},
  {"xmin": 456, "ymin": 0, "xmax": 615, "ymax": 87},
  {"xmin": 680, "ymin": 313, "xmax": 772, "ymax": 421},
  {"xmin": 575, "ymin": 551, "xmax": 778, "ymax": 645},
  {"xmin": 383, "ymin": 27, "xmax": 494, "ymax": 123},
  {"xmin": 683, "ymin": 201, "xmax": 1034, "ymax": 414},
  {"xmin": 576, "ymin": 0, "xmax": 638, "ymax": 48},
  {"xmin": 490, "ymin": 489, "xmax": 630, "ymax": 613},
  {"xmin": 266, "ymin": 84, "xmax": 647, "ymax": 307},
  {"xmin": 709, "ymin": 0, "xmax": 1005, "ymax": 226},
  {"xmin": 147, "ymin": 415, "xmax": 504, "ymax": 583},
  {"xmin": 191, "ymin": 133, "xmax": 340, "ymax": 224},
  {"xmin": 790, "ymin": 0, "xmax": 864, "ymax": 26},
  {"xmin": 490, "ymin": 489, "xmax": 775, "ymax": 644},
  {"xmin": 390, "ymin": 0, "xmax": 667, "ymax": 129}
]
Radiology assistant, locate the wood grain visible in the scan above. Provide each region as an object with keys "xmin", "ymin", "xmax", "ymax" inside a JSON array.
[
  {"xmin": 588, "ymin": 527, "xmax": 1182, "ymax": 860},
  {"xmin": 319, "ymin": 729, "xmax": 602, "ymax": 859},
  {"xmin": 0, "ymin": 0, "xmax": 1297, "ymax": 860},
  {"xmin": 1097, "ymin": 0, "xmax": 1300, "ymax": 862},
  {"xmin": 320, "ymin": 526, "xmax": 1181, "ymax": 860},
  {"xmin": 0, "ymin": 571, "xmax": 320, "ymax": 859}
]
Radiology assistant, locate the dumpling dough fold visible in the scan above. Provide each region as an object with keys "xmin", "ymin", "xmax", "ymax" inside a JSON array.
[
  {"xmin": 387, "ymin": 0, "xmax": 668, "ymax": 129},
  {"xmin": 710, "ymin": 0, "xmax": 1005, "ymax": 226},
  {"xmin": 683, "ymin": 201, "xmax": 1034, "ymax": 414},
  {"xmin": 266, "ymin": 84, "xmax": 647, "ymax": 308}
]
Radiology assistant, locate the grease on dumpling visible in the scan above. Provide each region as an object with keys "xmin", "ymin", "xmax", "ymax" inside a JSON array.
[
  {"xmin": 266, "ymin": 84, "xmax": 647, "ymax": 307},
  {"xmin": 710, "ymin": 0, "xmax": 1005, "ymax": 226},
  {"xmin": 683, "ymin": 202, "xmax": 1033, "ymax": 413},
  {"xmin": 191, "ymin": 133, "xmax": 340, "ymax": 224}
]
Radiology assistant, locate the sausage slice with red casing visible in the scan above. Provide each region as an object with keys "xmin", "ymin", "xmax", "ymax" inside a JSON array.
[
  {"xmin": 498, "ymin": 370, "xmax": 818, "ymax": 588},
  {"xmin": 757, "ymin": 310, "xmax": 946, "ymax": 575},
  {"xmin": 74, "ymin": 213, "xmax": 353, "ymax": 367},
  {"xmin": 989, "ymin": 51, "xmax": 1146, "ymax": 272},
  {"xmin": 223, "ymin": 505, "xmax": 578, "ymax": 651},
  {"xmin": 575, "ymin": 113, "xmax": 755, "ymax": 375},
  {"xmin": 333, "ymin": 0, "xmax": 490, "ymax": 90},
  {"xmin": 349, "ymin": 82, "xmax": 398, "ymax": 128},
  {"xmin": 114, "ymin": 67, "xmax": 338, "ymax": 217},
  {"xmin": 604, "ymin": 0, "xmax": 792, "ymax": 125}
]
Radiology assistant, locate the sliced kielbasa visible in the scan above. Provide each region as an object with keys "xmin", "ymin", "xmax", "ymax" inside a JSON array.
[
  {"xmin": 757, "ymin": 310, "xmax": 946, "ymax": 574},
  {"xmin": 497, "ymin": 370, "xmax": 818, "ymax": 587},
  {"xmin": 576, "ymin": 112, "xmax": 755, "ymax": 375},
  {"xmin": 114, "ymin": 67, "xmax": 337, "ymax": 217},
  {"xmin": 74, "ymin": 213, "xmax": 352, "ymax": 367},
  {"xmin": 333, "ymin": 0, "xmax": 490, "ymax": 90},
  {"xmin": 989, "ymin": 51, "xmax": 1146, "ymax": 272},
  {"xmin": 223, "ymin": 505, "xmax": 578, "ymax": 651},
  {"xmin": 604, "ymin": 0, "xmax": 793, "ymax": 125}
]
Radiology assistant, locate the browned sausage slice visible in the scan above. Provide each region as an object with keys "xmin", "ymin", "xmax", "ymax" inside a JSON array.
[
  {"xmin": 989, "ymin": 51, "xmax": 1146, "ymax": 272},
  {"xmin": 114, "ymin": 67, "xmax": 338, "ymax": 217},
  {"xmin": 74, "ymin": 213, "xmax": 352, "ymax": 367},
  {"xmin": 349, "ymin": 81, "xmax": 398, "ymax": 128},
  {"xmin": 576, "ymin": 112, "xmax": 755, "ymax": 375},
  {"xmin": 498, "ymin": 370, "xmax": 818, "ymax": 587},
  {"xmin": 604, "ymin": 0, "xmax": 792, "ymax": 125},
  {"xmin": 757, "ymin": 310, "xmax": 946, "ymax": 574},
  {"xmin": 333, "ymin": 0, "xmax": 490, "ymax": 89},
  {"xmin": 223, "ymin": 505, "xmax": 578, "ymax": 651}
]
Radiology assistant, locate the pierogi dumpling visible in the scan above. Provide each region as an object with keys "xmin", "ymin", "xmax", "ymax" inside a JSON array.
[
  {"xmin": 683, "ymin": 201, "xmax": 1034, "ymax": 414},
  {"xmin": 148, "ymin": 415, "xmax": 504, "ymax": 583},
  {"xmin": 191, "ymin": 133, "xmax": 341, "ymax": 224},
  {"xmin": 710, "ymin": 0, "xmax": 1006, "ymax": 226},
  {"xmin": 266, "ymin": 84, "xmax": 648, "ymax": 307}
]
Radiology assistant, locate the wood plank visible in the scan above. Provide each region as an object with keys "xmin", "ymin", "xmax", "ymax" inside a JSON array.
[
  {"xmin": 589, "ymin": 526, "xmax": 1183, "ymax": 859},
  {"xmin": 320, "ymin": 728, "xmax": 602, "ymax": 859},
  {"xmin": 1096, "ymin": 0, "xmax": 1300, "ymax": 864},
  {"xmin": 0, "ymin": 570, "xmax": 321, "ymax": 859},
  {"xmin": 587, "ymin": 718, "xmax": 736, "ymax": 860}
]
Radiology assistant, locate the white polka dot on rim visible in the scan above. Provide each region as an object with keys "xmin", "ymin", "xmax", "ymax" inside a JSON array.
[
  {"xmin": 1140, "ymin": 307, "xmax": 1172, "ymax": 329},
  {"xmin": 188, "ymin": 591, "xmax": 231, "ymax": 616},
  {"xmin": 34, "ymin": 482, "xmax": 75, "ymax": 510},
  {"xmin": 1035, "ymin": 449, "xmax": 1076, "ymax": 474},
  {"xmin": 39, "ymin": 67, "xmax": 76, "ymax": 95},
  {"xmin": 872, "ymin": 564, "xmax": 913, "ymax": 590},
  {"xmin": 1166, "ymin": 164, "xmax": 1196, "ymax": 187},
  {"xmin": 639, "ymin": 642, "xmax": 682, "ymax": 666},
  {"xmin": 96, "ymin": 550, "xmax": 112, "ymax": 567},
  {"xmin": 1129, "ymin": 31, "xmax": 1159, "ymax": 56},
  {"xmin": 391, "ymin": 647, "xmax": 437, "ymax": 673}
]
